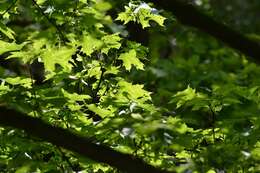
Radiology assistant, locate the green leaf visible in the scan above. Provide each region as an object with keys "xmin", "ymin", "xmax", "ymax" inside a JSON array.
[
  {"xmin": 94, "ymin": 2, "xmax": 112, "ymax": 12},
  {"xmin": 87, "ymin": 104, "xmax": 112, "ymax": 118},
  {"xmin": 15, "ymin": 164, "xmax": 31, "ymax": 173},
  {"xmin": 104, "ymin": 66, "xmax": 119, "ymax": 75},
  {"xmin": 8, "ymin": 38, "xmax": 47, "ymax": 63},
  {"xmin": 167, "ymin": 117, "xmax": 192, "ymax": 134},
  {"xmin": 117, "ymin": 80, "xmax": 151, "ymax": 102},
  {"xmin": 131, "ymin": 113, "xmax": 143, "ymax": 120},
  {"xmin": 101, "ymin": 33, "xmax": 121, "ymax": 54},
  {"xmin": 82, "ymin": 33, "xmax": 103, "ymax": 56},
  {"xmin": 0, "ymin": 81, "xmax": 10, "ymax": 94},
  {"xmin": 8, "ymin": 51, "xmax": 33, "ymax": 63},
  {"xmin": 37, "ymin": 0, "xmax": 48, "ymax": 5},
  {"xmin": 118, "ymin": 49, "xmax": 144, "ymax": 71},
  {"xmin": 171, "ymin": 86, "xmax": 206, "ymax": 108},
  {"xmin": 42, "ymin": 46, "xmax": 74, "ymax": 72},
  {"xmin": 116, "ymin": 6, "xmax": 135, "ymax": 24},
  {"xmin": 138, "ymin": 9, "xmax": 166, "ymax": 28},
  {"xmin": 149, "ymin": 13, "xmax": 166, "ymax": 27},
  {"xmin": 136, "ymin": 120, "xmax": 169, "ymax": 134},
  {"xmin": 86, "ymin": 60, "xmax": 102, "ymax": 78},
  {"xmin": 0, "ymin": 22, "xmax": 15, "ymax": 40},
  {"xmin": 0, "ymin": 40, "xmax": 25, "ymax": 55},
  {"xmin": 116, "ymin": 3, "xmax": 166, "ymax": 29},
  {"xmin": 5, "ymin": 77, "xmax": 32, "ymax": 88},
  {"xmin": 62, "ymin": 89, "xmax": 91, "ymax": 102}
]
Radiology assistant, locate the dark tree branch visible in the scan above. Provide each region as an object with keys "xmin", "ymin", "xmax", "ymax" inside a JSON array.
[
  {"xmin": 150, "ymin": 0, "xmax": 260, "ymax": 63},
  {"xmin": 0, "ymin": 106, "xmax": 174, "ymax": 173}
]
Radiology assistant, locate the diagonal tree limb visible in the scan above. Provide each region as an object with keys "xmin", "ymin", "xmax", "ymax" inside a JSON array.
[
  {"xmin": 0, "ymin": 106, "xmax": 175, "ymax": 173},
  {"xmin": 150, "ymin": 0, "xmax": 260, "ymax": 63}
]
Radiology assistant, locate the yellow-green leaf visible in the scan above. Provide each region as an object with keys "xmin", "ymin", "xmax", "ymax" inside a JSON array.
[
  {"xmin": 101, "ymin": 33, "xmax": 121, "ymax": 54},
  {"xmin": 82, "ymin": 34, "xmax": 103, "ymax": 56},
  {"xmin": 0, "ymin": 40, "xmax": 25, "ymax": 55},
  {"xmin": 87, "ymin": 104, "xmax": 112, "ymax": 118},
  {"xmin": 118, "ymin": 49, "xmax": 144, "ymax": 71},
  {"xmin": 42, "ymin": 46, "xmax": 74, "ymax": 72},
  {"xmin": 0, "ymin": 22, "xmax": 15, "ymax": 40}
]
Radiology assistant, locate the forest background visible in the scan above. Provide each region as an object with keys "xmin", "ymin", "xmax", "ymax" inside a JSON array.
[{"xmin": 0, "ymin": 0, "xmax": 260, "ymax": 172}]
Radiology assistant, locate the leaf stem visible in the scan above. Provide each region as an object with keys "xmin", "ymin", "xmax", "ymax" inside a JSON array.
[{"xmin": 92, "ymin": 65, "xmax": 105, "ymax": 102}]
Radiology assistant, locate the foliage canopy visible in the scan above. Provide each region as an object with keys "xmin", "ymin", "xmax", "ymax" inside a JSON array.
[{"xmin": 0, "ymin": 0, "xmax": 260, "ymax": 172}]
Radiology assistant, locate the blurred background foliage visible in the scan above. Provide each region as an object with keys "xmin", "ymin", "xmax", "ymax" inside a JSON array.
[{"xmin": 126, "ymin": 0, "xmax": 260, "ymax": 172}]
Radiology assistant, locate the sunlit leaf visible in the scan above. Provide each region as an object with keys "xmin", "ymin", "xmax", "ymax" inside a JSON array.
[
  {"xmin": 0, "ymin": 40, "xmax": 25, "ymax": 55},
  {"xmin": 0, "ymin": 22, "xmax": 15, "ymax": 40},
  {"xmin": 118, "ymin": 49, "xmax": 144, "ymax": 71},
  {"xmin": 42, "ymin": 46, "xmax": 74, "ymax": 72}
]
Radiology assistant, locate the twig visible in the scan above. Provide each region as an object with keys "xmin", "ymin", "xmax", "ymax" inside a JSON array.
[
  {"xmin": 31, "ymin": 0, "xmax": 67, "ymax": 44},
  {"xmin": 95, "ymin": 67, "xmax": 105, "ymax": 95},
  {"xmin": 209, "ymin": 105, "xmax": 216, "ymax": 143},
  {"xmin": 92, "ymin": 65, "xmax": 105, "ymax": 103}
]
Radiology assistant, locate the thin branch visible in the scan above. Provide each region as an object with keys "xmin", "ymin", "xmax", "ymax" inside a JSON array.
[
  {"xmin": 90, "ymin": 65, "xmax": 105, "ymax": 104},
  {"xmin": 0, "ymin": 0, "xmax": 18, "ymax": 18},
  {"xmin": 31, "ymin": 0, "xmax": 68, "ymax": 44},
  {"xmin": 208, "ymin": 105, "xmax": 216, "ymax": 143},
  {"xmin": 0, "ymin": 106, "xmax": 175, "ymax": 173},
  {"xmin": 94, "ymin": 66, "xmax": 105, "ymax": 96}
]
